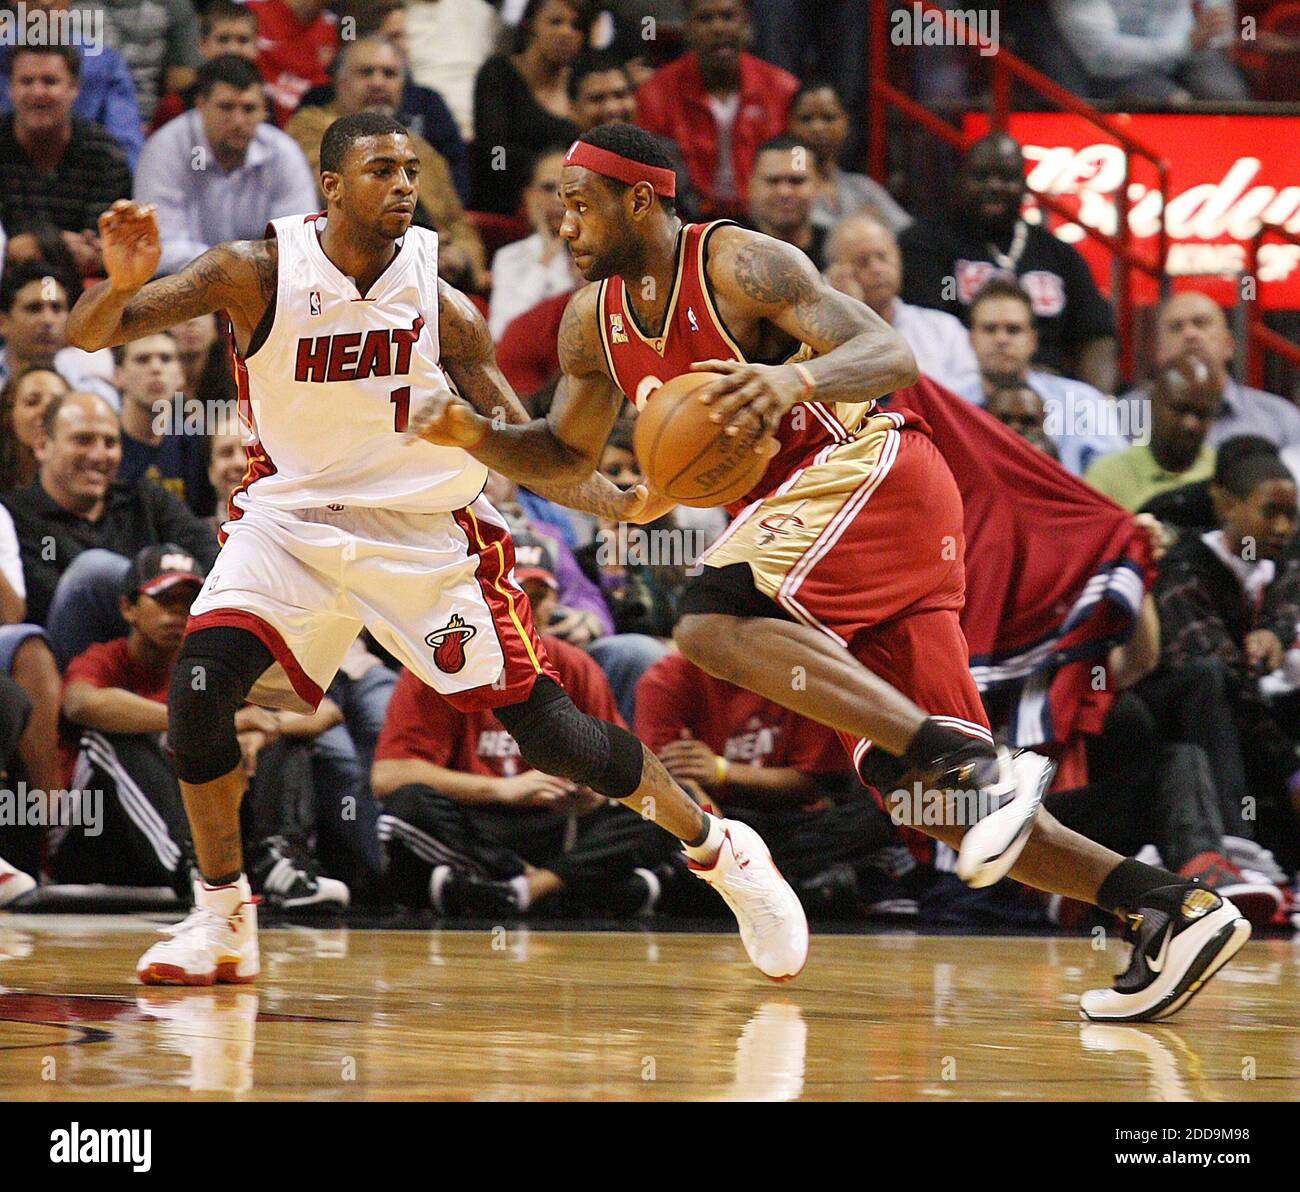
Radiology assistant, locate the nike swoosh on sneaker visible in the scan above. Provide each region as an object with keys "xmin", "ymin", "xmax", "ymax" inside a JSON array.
[{"xmin": 1146, "ymin": 931, "xmax": 1171, "ymax": 974}]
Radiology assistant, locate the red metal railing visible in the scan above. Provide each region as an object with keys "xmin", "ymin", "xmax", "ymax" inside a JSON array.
[
  {"xmin": 868, "ymin": 0, "xmax": 1173, "ymax": 378},
  {"xmin": 1245, "ymin": 223, "xmax": 1300, "ymax": 387}
]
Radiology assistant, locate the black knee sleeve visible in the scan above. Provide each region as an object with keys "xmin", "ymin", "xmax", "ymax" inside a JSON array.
[
  {"xmin": 496, "ymin": 676, "xmax": 644, "ymax": 801},
  {"xmin": 168, "ymin": 627, "xmax": 274, "ymax": 784}
]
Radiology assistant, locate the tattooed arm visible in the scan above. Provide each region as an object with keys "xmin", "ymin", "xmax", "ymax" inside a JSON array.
[
  {"xmin": 67, "ymin": 201, "xmax": 275, "ymax": 352},
  {"xmin": 427, "ymin": 282, "xmax": 656, "ymax": 521},
  {"xmin": 691, "ymin": 226, "xmax": 918, "ymax": 437}
]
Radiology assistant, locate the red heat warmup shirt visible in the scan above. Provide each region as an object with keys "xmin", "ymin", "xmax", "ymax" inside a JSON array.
[
  {"xmin": 247, "ymin": 0, "xmax": 338, "ymax": 125},
  {"xmin": 634, "ymin": 651, "xmax": 845, "ymax": 777},
  {"xmin": 374, "ymin": 635, "xmax": 623, "ymax": 777},
  {"xmin": 60, "ymin": 637, "xmax": 172, "ymax": 781}
]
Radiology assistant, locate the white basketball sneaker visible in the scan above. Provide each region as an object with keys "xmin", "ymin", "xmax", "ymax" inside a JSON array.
[
  {"xmin": 137, "ymin": 876, "xmax": 260, "ymax": 986},
  {"xmin": 689, "ymin": 819, "xmax": 809, "ymax": 982},
  {"xmin": 955, "ymin": 748, "xmax": 1056, "ymax": 889},
  {"xmin": 0, "ymin": 854, "xmax": 36, "ymax": 909}
]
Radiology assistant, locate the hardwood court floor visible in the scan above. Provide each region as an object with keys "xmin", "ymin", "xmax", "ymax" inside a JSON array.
[{"xmin": 1, "ymin": 916, "xmax": 1297, "ymax": 1101}]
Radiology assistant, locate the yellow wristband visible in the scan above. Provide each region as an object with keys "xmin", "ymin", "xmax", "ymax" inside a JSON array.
[
  {"xmin": 713, "ymin": 754, "xmax": 730, "ymax": 787},
  {"xmin": 791, "ymin": 362, "xmax": 816, "ymax": 396}
]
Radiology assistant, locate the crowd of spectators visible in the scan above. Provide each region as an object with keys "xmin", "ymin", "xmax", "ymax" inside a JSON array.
[{"xmin": 1, "ymin": 0, "xmax": 1299, "ymax": 932}]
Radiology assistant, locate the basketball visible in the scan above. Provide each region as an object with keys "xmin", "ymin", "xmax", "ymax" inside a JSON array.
[{"xmin": 633, "ymin": 372, "xmax": 770, "ymax": 507}]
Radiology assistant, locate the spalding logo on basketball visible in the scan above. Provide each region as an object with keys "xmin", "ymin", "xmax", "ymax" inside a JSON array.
[{"xmin": 425, "ymin": 613, "xmax": 477, "ymax": 674}]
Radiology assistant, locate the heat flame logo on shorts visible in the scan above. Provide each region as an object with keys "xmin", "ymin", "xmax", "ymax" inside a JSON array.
[{"xmin": 425, "ymin": 613, "xmax": 477, "ymax": 674}]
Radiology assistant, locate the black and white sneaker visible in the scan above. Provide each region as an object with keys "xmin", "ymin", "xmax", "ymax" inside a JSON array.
[
  {"xmin": 249, "ymin": 836, "xmax": 350, "ymax": 913},
  {"xmin": 1080, "ymin": 883, "xmax": 1251, "ymax": 1022},
  {"xmin": 429, "ymin": 865, "xmax": 522, "ymax": 918}
]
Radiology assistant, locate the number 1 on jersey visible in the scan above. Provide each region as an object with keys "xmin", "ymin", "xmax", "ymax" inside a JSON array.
[{"xmin": 391, "ymin": 385, "xmax": 411, "ymax": 432}]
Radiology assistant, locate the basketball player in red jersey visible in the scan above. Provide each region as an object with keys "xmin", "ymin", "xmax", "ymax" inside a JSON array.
[
  {"xmin": 66, "ymin": 112, "xmax": 809, "ymax": 986},
  {"xmin": 412, "ymin": 123, "xmax": 1249, "ymax": 1022}
]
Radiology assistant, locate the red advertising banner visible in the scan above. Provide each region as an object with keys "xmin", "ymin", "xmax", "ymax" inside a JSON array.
[{"xmin": 963, "ymin": 113, "xmax": 1300, "ymax": 309}]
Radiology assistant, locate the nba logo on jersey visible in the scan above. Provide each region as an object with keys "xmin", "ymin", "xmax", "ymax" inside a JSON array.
[
  {"xmin": 609, "ymin": 313, "xmax": 628, "ymax": 344},
  {"xmin": 309, "ymin": 289, "xmax": 322, "ymax": 317},
  {"xmin": 687, "ymin": 307, "xmax": 699, "ymax": 332}
]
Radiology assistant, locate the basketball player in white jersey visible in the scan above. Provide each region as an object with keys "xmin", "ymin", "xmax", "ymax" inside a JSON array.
[{"xmin": 67, "ymin": 112, "xmax": 808, "ymax": 986}]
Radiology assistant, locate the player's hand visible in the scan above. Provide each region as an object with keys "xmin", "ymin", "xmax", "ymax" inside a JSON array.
[
  {"xmin": 690, "ymin": 359, "xmax": 806, "ymax": 447},
  {"xmin": 405, "ymin": 390, "xmax": 489, "ymax": 450},
  {"xmin": 617, "ymin": 482, "xmax": 678, "ymax": 525},
  {"xmin": 657, "ymin": 737, "xmax": 724, "ymax": 786},
  {"xmin": 98, "ymin": 200, "xmax": 162, "ymax": 292},
  {"xmin": 496, "ymin": 770, "xmax": 576, "ymax": 806},
  {"xmin": 1245, "ymin": 628, "xmax": 1285, "ymax": 675}
]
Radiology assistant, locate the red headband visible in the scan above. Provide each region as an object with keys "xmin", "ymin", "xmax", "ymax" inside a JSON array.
[{"xmin": 564, "ymin": 140, "xmax": 676, "ymax": 198}]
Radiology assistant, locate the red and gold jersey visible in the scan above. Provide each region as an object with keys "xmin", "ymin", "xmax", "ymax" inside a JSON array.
[{"xmin": 595, "ymin": 220, "xmax": 880, "ymax": 512}]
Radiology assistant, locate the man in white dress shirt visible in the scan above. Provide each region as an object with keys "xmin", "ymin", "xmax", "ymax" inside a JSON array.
[{"xmin": 824, "ymin": 210, "xmax": 979, "ymax": 394}]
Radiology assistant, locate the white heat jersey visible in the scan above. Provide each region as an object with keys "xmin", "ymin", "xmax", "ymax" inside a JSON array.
[{"xmin": 228, "ymin": 214, "xmax": 488, "ymax": 516}]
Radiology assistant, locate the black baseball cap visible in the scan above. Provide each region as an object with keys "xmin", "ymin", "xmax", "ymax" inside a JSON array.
[
  {"xmin": 511, "ymin": 530, "xmax": 558, "ymax": 591},
  {"xmin": 123, "ymin": 543, "xmax": 207, "ymax": 599}
]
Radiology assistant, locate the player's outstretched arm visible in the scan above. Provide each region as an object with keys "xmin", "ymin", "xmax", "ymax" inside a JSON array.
[
  {"xmin": 419, "ymin": 282, "xmax": 660, "ymax": 522},
  {"xmin": 66, "ymin": 200, "xmax": 275, "ymax": 351},
  {"xmin": 691, "ymin": 227, "xmax": 919, "ymax": 438}
]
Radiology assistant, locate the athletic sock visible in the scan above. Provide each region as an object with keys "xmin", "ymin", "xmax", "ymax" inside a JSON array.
[
  {"xmin": 901, "ymin": 717, "xmax": 997, "ymax": 783},
  {"xmin": 1096, "ymin": 857, "xmax": 1187, "ymax": 916},
  {"xmin": 509, "ymin": 876, "xmax": 532, "ymax": 911},
  {"xmin": 684, "ymin": 814, "xmax": 724, "ymax": 863},
  {"xmin": 196, "ymin": 873, "xmax": 251, "ymax": 918}
]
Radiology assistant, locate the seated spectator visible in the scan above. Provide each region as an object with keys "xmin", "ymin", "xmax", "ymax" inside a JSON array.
[
  {"xmin": 1144, "ymin": 447, "xmax": 1300, "ymax": 868},
  {"xmin": 114, "ymin": 333, "xmax": 211, "ymax": 510},
  {"xmin": 985, "ymin": 384, "xmax": 1059, "ymax": 461},
  {"xmin": 295, "ymin": 0, "xmax": 470, "ymax": 203},
  {"xmin": 285, "ymin": 37, "xmax": 485, "ymax": 292},
  {"xmin": 90, "ymin": 0, "xmax": 202, "ymax": 128},
  {"xmin": 56, "ymin": 543, "xmax": 350, "ymax": 909},
  {"xmin": 955, "ymin": 278, "xmax": 1126, "ymax": 475},
  {"xmin": 1045, "ymin": 689, "xmax": 1283, "ymax": 928},
  {"xmin": 0, "ymin": 672, "xmax": 38, "ymax": 904},
  {"xmin": 745, "ymin": 134, "xmax": 827, "ymax": 270},
  {"xmin": 635, "ymin": 0, "xmax": 798, "ymax": 222},
  {"xmin": 635, "ymin": 649, "xmax": 896, "ymax": 917},
  {"xmin": 900, "ymin": 132, "xmax": 1118, "ymax": 393},
  {"xmin": 1045, "ymin": 0, "xmax": 1249, "ymax": 104},
  {"xmin": 0, "ymin": 367, "xmax": 69, "ymax": 493},
  {"xmin": 1139, "ymin": 434, "xmax": 1277, "ymax": 534},
  {"xmin": 825, "ymin": 211, "xmax": 978, "ymax": 393},
  {"xmin": 136, "ymin": 55, "xmax": 318, "ymax": 276},
  {"xmin": 204, "ymin": 419, "xmax": 246, "ymax": 535},
  {"xmin": 372, "ymin": 633, "xmax": 676, "ymax": 919},
  {"xmin": 787, "ymin": 81, "xmax": 911, "ymax": 238},
  {"xmin": 1087, "ymin": 353, "xmax": 1219, "ymax": 510},
  {"xmin": 149, "ymin": 0, "xmax": 259, "ymax": 133},
  {"xmin": 487, "ymin": 146, "xmax": 579, "ymax": 341},
  {"xmin": 404, "ymin": 0, "xmax": 501, "ymax": 144},
  {"xmin": 0, "ymin": 496, "xmax": 63, "ymax": 871},
  {"xmin": 246, "ymin": 0, "xmax": 337, "ymax": 126},
  {"xmin": 1121, "ymin": 290, "xmax": 1300, "ymax": 453},
  {"xmin": 496, "ymin": 290, "xmax": 569, "ymax": 399},
  {"xmin": 568, "ymin": 51, "xmax": 699, "ymax": 221},
  {"xmin": 0, "ymin": 4, "xmax": 143, "ymax": 168},
  {"xmin": 574, "ymin": 424, "xmax": 681, "ymax": 643},
  {"xmin": 0, "ymin": 46, "xmax": 132, "ymax": 278},
  {"xmin": 0, "ymin": 391, "xmax": 217, "ymax": 660},
  {"xmin": 0, "ymin": 262, "xmax": 118, "ymax": 404},
  {"xmin": 751, "ymin": 0, "xmax": 868, "ymax": 162},
  {"xmin": 470, "ymin": 0, "xmax": 582, "ymax": 214}
]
